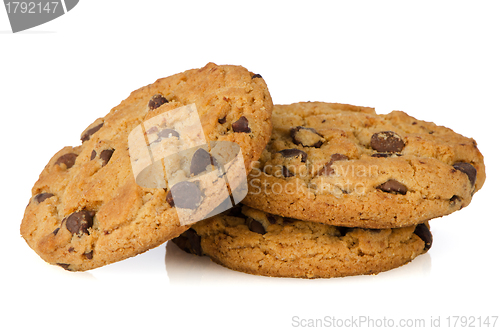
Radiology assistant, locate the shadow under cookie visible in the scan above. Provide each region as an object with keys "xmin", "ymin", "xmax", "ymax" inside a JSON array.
[{"xmin": 171, "ymin": 205, "xmax": 432, "ymax": 279}]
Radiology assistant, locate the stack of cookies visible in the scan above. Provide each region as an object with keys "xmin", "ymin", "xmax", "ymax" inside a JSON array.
[
  {"xmin": 173, "ymin": 102, "xmax": 485, "ymax": 278},
  {"xmin": 21, "ymin": 63, "xmax": 485, "ymax": 278}
]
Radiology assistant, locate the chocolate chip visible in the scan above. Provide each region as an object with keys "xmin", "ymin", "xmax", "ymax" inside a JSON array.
[
  {"xmin": 52, "ymin": 228, "xmax": 60, "ymax": 235},
  {"xmin": 336, "ymin": 227, "xmax": 353, "ymax": 237},
  {"xmin": 171, "ymin": 236, "xmax": 190, "ymax": 253},
  {"xmin": 185, "ymin": 228, "xmax": 202, "ymax": 256},
  {"xmin": 158, "ymin": 128, "xmax": 180, "ymax": 139},
  {"xmin": 99, "ymin": 149, "xmax": 114, "ymax": 166},
  {"xmin": 166, "ymin": 181, "xmax": 202, "ymax": 209},
  {"xmin": 166, "ymin": 190, "xmax": 174, "ymax": 207},
  {"xmin": 172, "ymin": 229, "xmax": 203, "ymax": 256},
  {"xmin": 450, "ymin": 195, "xmax": 463, "ymax": 208},
  {"xmin": 282, "ymin": 166, "xmax": 293, "ymax": 178},
  {"xmin": 453, "ymin": 162, "xmax": 477, "ymax": 186},
  {"xmin": 90, "ymin": 150, "xmax": 97, "ymax": 160},
  {"xmin": 371, "ymin": 131, "xmax": 405, "ymax": 153},
  {"xmin": 232, "ymin": 116, "xmax": 251, "ymax": 133},
  {"xmin": 55, "ymin": 153, "xmax": 78, "ymax": 169},
  {"xmin": 248, "ymin": 218, "xmax": 266, "ymax": 235},
  {"xmin": 290, "ymin": 126, "xmax": 324, "ymax": 148},
  {"xmin": 65, "ymin": 210, "xmax": 95, "ymax": 236},
  {"xmin": 83, "ymin": 251, "xmax": 94, "ymax": 260},
  {"xmin": 35, "ymin": 193, "xmax": 54, "ymax": 203},
  {"xmin": 377, "ymin": 179, "xmax": 408, "ymax": 195},
  {"xmin": 81, "ymin": 123, "xmax": 104, "ymax": 142},
  {"xmin": 371, "ymin": 153, "xmax": 402, "ymax": 158},
  {"xmin": 414, "ymin": 223, "xmax": 432, "ymax": 251},
  {"xmin": 218, "ymin": 116, "xmax": 226, "ymax": 124},
  {"xmin": 57, "ymin": 263, "xmax": 71, "ymax": 270},
  {"xmin": 190, "ymin": 148, "xmax": 217, "ymax": 176},
  {"xmin": 267, "ymin": 215, "xmax": 277, "ymax": 224},
  {"xmin": 318, "ymin": 153, "xmax": 349, "ymax": 176},
  {"xmin": 277, "ymin": 149, "xmax": 308, "ymax": 162},
  {"xmin": 148, "ymin": 94, "xmax": 168, "ymax": 110},
  {"xmin": 252, "ymin": 74, "xmax": 262, "ymax": 79}
]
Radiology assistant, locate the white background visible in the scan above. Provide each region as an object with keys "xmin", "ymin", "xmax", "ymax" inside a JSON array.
[{"xmin": 1, "ymin": 1, "xmax": 499, "ymax": 330}]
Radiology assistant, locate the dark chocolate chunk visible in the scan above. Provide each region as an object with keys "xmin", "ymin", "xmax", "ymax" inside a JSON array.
[
  {"xmin": 248, "ymin": 218, "xmax": 266, "ymax": 235},
  {"xmin": 370, "ymin": 131, "xmax": 405, "ymax": 153},
  {"xmin": 267, "ymin": 215, "xmax": 277, "ymax": 224},
  {"xmin": 57, "ymin": 263, "xmax": 71, "ymax": 270},
  {"xmin": 190, "ymin": 148, "xmax": 215, "ymax": 176},
  {"xmin": 290, "ymin": 126, "xmax": 324, "ymax": 148},
  {"xmin": 171, "ymin": 236, "xmax": 190, "ymax": 253},
  {"xmin": 148, "ymin": 94, "xmax": 168, "ymax": 110},
  {"xmin": 35, "ymin": 193, "xmax": 54, "ymax": 203},
  {"xmin": 414, "ymin": 223, "xmax": 433, "ymax": 251},
  {"xmin": 185, "ymin": 228, "xmax": 202, "ymax": 256},
  {"xmin": 377, "ymin": 179, "xmax": 408, "ymax": 195},
  {"xmin": 318, "ymin": 153, "xmax": 349, "ymax": 176},
  {"xmin": 450, "ymin": 195, "xmax": 461, "ymax": 204},
  {"xmin": 453, "ymin": 162, "xmax": 477, "ymax": 186},
  {"xmin": 218, "ymin": 116, "xmax": 226, "ymax": 124},
  {"xmin": 55, "ymin": 153, "xmax": 78, "ymax": 169},
  {"xmin": 282, "ymin": 166, "xmax": 293, "ymax": 178},
  {"xmin": 81, "ymin": 122, "xmax": 104, "ymax": 142},
  {"xmin": 83, "ymin": 251, "xmax": 94, "ymax": 260},
  {"xmin": 166, "ymin": 181, "xmax": 202, "ymax": 209},
  {"xmin": 99, "ymin": 149, "xmax": 114, "ymax": 166},
  {"xmin": 65, "ymin": 210, "xmax": 95, "ymax": 236},
  {"xmin": 336, "ymin": 227, "xmax": 354, "ymax": 237},
  {"xmin": 90, "ymin": 150, "xmax": 97, "ymax": 160},
  {"xmin": 232, "ymin": 116, "xmax": 251, "ymax": 133},
  {"xmin": 172, "ymin": 229, "xmax": 203, "ymax": 256},
  {"xmin": 371, "ymin": 153, "xmax": 402, "ymax": 158},
  {"xmin": 166, "ymin": 190, "xmax": 174, "ymax": 207},
  {"xmin": 277, "ymin": 149, "xmax": 308, "ymax": 162},
  {"xmin": 252, "ymin": 74, "xmax": 262, "ymax": 79},
  {"xmin": 52, "ymin": 228, "xmax": 60, "ymax": 235}
]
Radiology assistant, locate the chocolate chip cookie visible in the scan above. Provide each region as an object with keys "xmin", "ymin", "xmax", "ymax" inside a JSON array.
[
  {"xmin": 172, "ymin": 205, "xmax": 432, "ymax": 278},
  {"xmin": 20, "ymin": 63, "xmax": 273, "ymax": 271},
  {"xmin": 243, "ymin": 102, "xmax": 485, "ymax": 228}
]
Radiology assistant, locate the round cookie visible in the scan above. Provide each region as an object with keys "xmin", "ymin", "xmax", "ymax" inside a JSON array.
[
  {"xmin": 172, "ymin": 205, "xmax": 432, "ymax": 278},
  {"xmin": 20, "ymin": 63, "xmax": 273, "ymax": 271},
  {"xmin": 243, "ymin": 102, "xmax": 485, "ymax": 228}
]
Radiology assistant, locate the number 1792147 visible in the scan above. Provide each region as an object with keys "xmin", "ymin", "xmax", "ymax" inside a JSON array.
[{"xmin": 5, "ymin": 2, "xmax": 59, "ymax": 14}]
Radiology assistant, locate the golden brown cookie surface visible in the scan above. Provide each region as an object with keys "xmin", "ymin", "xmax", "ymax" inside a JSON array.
[
  {"xmin": 243, "ymin": 102, "xmax": 485, "ymax": 228},
  {"xmin": 172, "ymin": 205, "xmax": 432, "ymax": 278},
  {"xmin": 20, "ymin": 63, "xmax": 273, "ymax": 271}
]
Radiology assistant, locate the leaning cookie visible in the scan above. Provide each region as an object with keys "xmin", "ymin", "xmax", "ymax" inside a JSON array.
[
  {"xmin": 171, "ymin": 205, "xmax": 432, "ymax": 279},
  {"xmin": 243, "ymin": 102, "xmax": 485, "ymax": 228},
  {"xmin": 20, "ymin": 63, "xmax": 273, "ymax": 271}
]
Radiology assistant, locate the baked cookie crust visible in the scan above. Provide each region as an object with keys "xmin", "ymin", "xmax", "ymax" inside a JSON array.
[{"xmin": 243, "ymin": 102, "xmax": 485, "ymax": 228}]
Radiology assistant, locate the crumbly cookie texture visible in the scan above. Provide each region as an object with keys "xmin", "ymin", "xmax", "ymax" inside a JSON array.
[
  {"xmin": 172, "ymin": 205, "xmax": 432, "ymax": 278},
  {"xmin": 243, "ymin": 102, "xmax": 485, "ymax": 228},
  {"xmin": 20, "ymin": 63, "xmax": 273, "ymax": 271}
]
